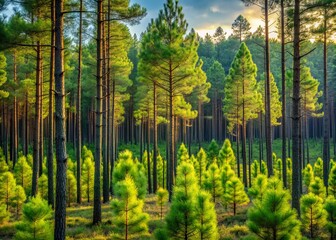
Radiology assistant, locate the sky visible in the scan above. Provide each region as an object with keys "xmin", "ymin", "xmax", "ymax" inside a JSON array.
[{"xmin": 128, "ymin": 0, "xmax": 273, "ymax": 38}]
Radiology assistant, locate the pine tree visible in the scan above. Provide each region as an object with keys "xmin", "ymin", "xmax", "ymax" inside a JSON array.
[
  {"xmin": 260, "ymin": 160, "xmax": 268, "ymax": 176},
  {"xmin": 0, "ymin": 171, "xmax": 16, "ymax": 211},
  {"xmin": 251, "ymin": 160, "xmax": 260, "ymax": 182},
  {"xmin": 224, "ymin": 176, "xmax": 249, "ymax": 215},
  {"xmin": 38, "ymin": 174, "xmax": 48, "ymax": 200},
  {"xmin": 223, "ymin": 42, "xmax": 262, "ymax": 187},
  {"xmin": 314, "ymin": 157, "xmax": 323, "ymax": 179},
  {"xmin": 203, "ymin": 162, "xmax": 222, "ymax": 203},
  {"xmin": 248, "ymin": 174, "xmax": 268, "ymax": 201},
  {"xmin": 300, "ymin": 193, "xmax": 327, "ymax": 238},
  {"xmin": 303, "ymin": 163, "xmax": 314, "ymax": 190},
  {"xmin": 0, "ymin": 52, "xmax": 9, "ymax": 98},
  {"xmin": 309, "ymin": 177, "xmax": 326, "ymax": 199},
  {"xmin": 157, "ymin": 188, "xmax": 168, "ymax": 220},
  {"xmin": 195, "ymin": 190, "xmax": 219, "ymax": 240},
  {"xmin": 218, "ymin": 139, "xmax": 236, "ymax": 169},
  {"xmin": 221, "ymin": 164, "xmax": 235, "ymax": 196},
  {"xmin": 111, "ymin": 176, "xmax": 149, "ymax": 240},
  {"xmin": 273, "ymin": 158, "xmax": 282, "ymax": 180},
  {"xmin": 15, "ymin": 196, "xmax": 53, "ymax": 240},
  {"xmin": 14, "ymin": 156, "xmax": 32, "ymax": 196},
  {"xmin": 157, "ymin": 154, "xmax": 166, "ymax": 189},
  {"xmin": 113, "ymin": 150, "xmax": 147, "ymax": 199},
  {"xmin": 231, "ymin": 15, "xmax": 251, "ymax": 42},
  {"xmin": 11, "ymin": 185, "xmax": 26, "ymax": 219},
  {"xmin": 0, "ymin": 159, "xmax": 8, "ymax": 174},
  {"xmin": 324, "ymin": 196, "xmax": 336, "ymax": 239},
  {"xmin": 195, "ymin": 148, "xmax": 207, "ymax": 186},
  {"xmin": 82, "ymin": 157, "xmax": 94, "ymax": 203},
  {"xmin": 329, "ymin": 165, "xmax": 336, "ymax": 197},
  {"xmin": 247, "ymin": 187, "xmax": 301, "ymax": 239},
  {"xmin": 207, "ymin": 139, "xmax": 219, "ymax": 166},
  {"xmin": 66, "ymin": 170, "xmax": 77, "ymax": 207},
  {"xmin": 177, "ymin": 143, "xmax": 190, "ymax": 164},
  {"xmin": 165, "ymin": 162, "xmax": 199, "ymax": 239}
]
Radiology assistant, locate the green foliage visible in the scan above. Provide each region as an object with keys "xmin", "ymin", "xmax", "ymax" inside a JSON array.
[
  {"xmin": 113, "ymin": 150, "xmax": 147, "ymax": 199},
  {"xmin": 11, "ymin": 185, "xmax": 26, "ymax": 218},
  {"xmin": 0, "ymin": 159, "xmax": 8, "ymax": 174},
  {"xmin": 37, "ymin": 174, "xmax": 48, "ymax": 200},
  {"xmin": 260, "ymin": 160, "xmax": 268, "ymax": 176},
  {"xmin": 329, "ymin": 165, "xmax": 336, "ymax": 197},
  {"xmin": 177, "ymin": 143, "xmax": 190, "ymax": 164},
  {"xmin": 273, "ymin": 158, "xmax": 282, "ymax": 180},
  {"xmin": 15, "ymin": 196, "xmax": 53, "ymax": 240},
  {"xmin": 67, "ymin": 170, "xmax": 77, "ymax": 206},
  {"xmin": 207, "ymin": 139, "xmax": 219, "ymax": 166},
  {"xmin": 257, "ymin": 74, "xmax": 282, "ymax": 126},
  {"xmin": 247, "ymin": 187, "xmax": 301, "ymax": 240},
  {"xmin": 0, "ymin": 171, "xmax": 16, "ymax": 210},
  {"xmin": 309, "ymin": 177, "xmax": 326, "ymax": 199},
  {"xmin": 81, "ymin": 157, "xmax": 94, "ymax": 202},
  {"xmin": 157, "ymin": 188, "xmax": 168, "ymax": 220},
  {"xmin": 195, "ymin": 190, "xmax": 219, "ymax": 240},
  {"xmin": 224, "ymin": 176, "xmax": 249, "ymax": 215},
  {"xmin": 324, "ymin": 197, "xmax": 336, "ymax": 239},
  {"xmin": 157, "ymin": 154, "xmax": 166, "ymax": 189},
  {"xmin": 195, "ymin": 148, "xmax": 207, "ymax": 186},
  {"xmin": 223, "ymin": 42, "xmax": 262, "ymax": 133},
  {"xmin": 14, "ymin": 156, "xmax": 32, "ymax": 196},
  {"xmin": 300, "ymin": 193, "xmax": 327, "ymax": 238},
  {"xmin": 0, "ymin": 204, "xmax": 9, "ymax": 224},
  {"xmin": 0, "ymin": 52, "xmax": 9, "ymax": 98},
  {"xmin": 248, "ymin": 174, "xmax": 268, "ymax": 201},
  {"xmin": 218, "ymin": 139, "xmax": 236, "ymax": 169},
  {"xmin": 314, "ymin": 157, "xmax": 323, "ymax": 179},
  {"xmin": 111, "ymin": 176, "xmax": 149, "ymax": 240},
  {"xmin": 165, "ymin": 162, "xmax": 199, "ymax": 239},
  {"xmin": 251, "ymin": 160, "xmax": 260, "ymax": 182},
  {"xmin": 221, "ymin": 164, "xmax": 235, "ymax": 196},
  {"xmin": 303, "ymin": 163, "xmax": 314, "ymax": 190},
  {"xmin": 203, "ymin": 162, "xmax": 222, "ymax": 203}
]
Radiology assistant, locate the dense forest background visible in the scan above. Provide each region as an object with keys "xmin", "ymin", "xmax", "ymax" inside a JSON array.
[{"xmin": 0, "ymin": 0, "xmax": 336, "ymax": 239}]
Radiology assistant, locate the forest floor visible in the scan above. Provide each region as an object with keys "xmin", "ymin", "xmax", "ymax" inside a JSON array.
[{"xmin": 0, "ymin": 195, "xmax": 250, "ymax": 239}]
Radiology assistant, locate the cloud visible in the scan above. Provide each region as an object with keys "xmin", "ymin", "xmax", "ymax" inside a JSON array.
[{"xmin": 129, "ymin": 0, "xmax": 271, "ymax": 37}]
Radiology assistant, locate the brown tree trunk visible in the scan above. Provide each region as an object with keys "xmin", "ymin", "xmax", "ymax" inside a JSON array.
[
  {"xmin": 292, "ymin": 0, "xmax": 301, "ymax": 214},
  {"xmin": 32, "ymin": 41, "xmax": 41, "ymax": 197},
  {"xmin": 12, "ymin": 51, "xmax": 18, "ymax": 168},
  {"xmin": 264, "ymin": 0, "xmax": 273, "ymax": 176},
  {"xmin": 153, "ymin": 82, "xmax": 158, "ymax": 193},
  {"xmin": 93, "ymin": 0, "xmax": 103, "ymax": 224},
  {"xmin": 76, "ymin": 0, "xmax": 83, "ymax": 204},
  {"xmin": 280, "ymin": 0, "xmax": 287, "ymax": 188},
  {"xmin": 54, "ymin": 0, "xmax": 68, "ymax": 237}
]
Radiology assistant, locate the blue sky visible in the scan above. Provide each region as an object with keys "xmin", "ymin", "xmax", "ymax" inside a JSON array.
[{"xmin": 129, "ymin": 0, "xmax": 266, "ymax": 37}]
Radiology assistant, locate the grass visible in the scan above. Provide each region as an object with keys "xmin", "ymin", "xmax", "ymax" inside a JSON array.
[{"xmin": 0, "ymin": 194, "xmax": 250, "ymax": 240}]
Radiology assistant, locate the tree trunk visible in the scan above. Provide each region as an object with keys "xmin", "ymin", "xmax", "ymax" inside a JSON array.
[
  {"xmin": 323, "ymin": 8, "xmax": 330, "ymax": 192},
  {"xmin": 153, "ymin": 82, "xmax": 158, "ymax": 193},
  {"xmin": 76, "ymin": 0, "xmax": 83, "ymax": 205},
  {"xmin": 12, "ymin": 51, "xmax": 18, "ymax": 168},
  {"xmin": 292, "ymin": 0, "xmax": 301, "ymax": 214},
  {"xmin": 54, "ymin": 0, "xmax": 68, "ymax": 237},
  {"xmin": 147, "ymin": 112, "xmax": 152, "ymax": 194},
  {"xmin": 32, "ymin": 41, "xmax": 41, "ymax": 197},
  {"xmin": 264, "ymin": 0, "xmax": 273, "ymax": 176},
  {"xmin": 280, "ymin": 0, "xmax": 287, "ymax": 188},
  {"xmin": 93, "ymin": 0, "xmax": 103, "ymax": 224}
]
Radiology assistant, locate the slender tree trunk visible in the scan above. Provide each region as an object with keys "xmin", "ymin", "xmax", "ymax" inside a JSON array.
[
  {"xmin": 32, "ymin": 42, "xmax": 41, "ymax": 197},
  {"xmin": 153, "ymin": 82, "xmax": 158, "ymax": 193},
  {"xmin": 76, "ymin": 0, "xmax": 83, "ymax": 205},
  {"xmin": 281, "ymin": 0, "xmax": 287, "ymax": 188},
  {"xmin": 323, "ymin": 8, "xmax": 330, "ymax": 192},
  {"xmin": 292, "ymin": 0, "xmax": 301, "ymax": 214},
  {"xmin": 264, "ymin": 0, "xmax": 273, "ymax": 176},
  {"xmin": 48, "ymin": 0, "xmax": 55, "ymax": 208},
  {"xmin": 12, "ymin": 51, "xmax": 18, "ymax": 168},
  {"xmin": 107, "ymin": 0, "xmax": 112, "ymax": 195},
  {"xmin": 93, "ymin": 0, "xmax": 103, "ymax": 224},
  {"xmin": 147, "ymin": 112, "xmax": 152, "ymax": 194},
  {"xmin": 54, "ymin": 0, "xmax": 68, "ymax": 237},
  {"xmin": 168, "ymin": 62, "xmax": 175, "ymax": 200}
]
